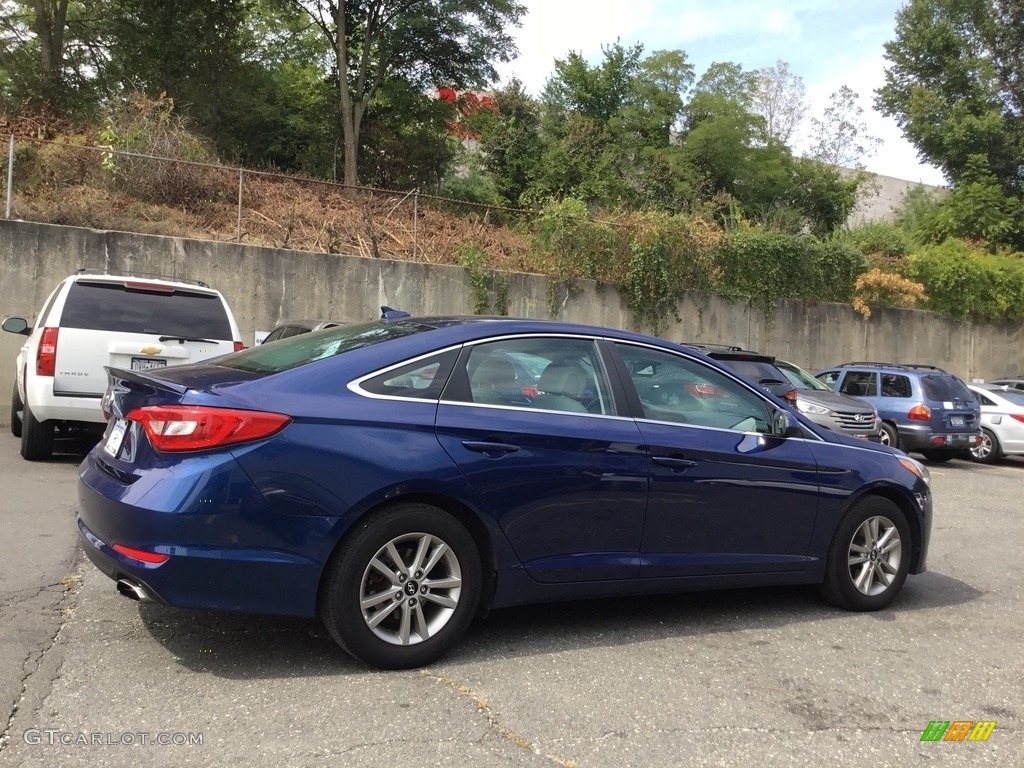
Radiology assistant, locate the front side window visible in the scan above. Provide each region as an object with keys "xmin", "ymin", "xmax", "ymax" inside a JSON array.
[
  {"xmin": 615, "ymin": 344, "xmax": 773, "ymax": 433},
  {"xmin": 444, "ymin": 337, "xmax": 613, "ymax": 415}
]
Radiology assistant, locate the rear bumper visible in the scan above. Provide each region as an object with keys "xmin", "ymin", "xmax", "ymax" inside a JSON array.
[
  {"xmin": 897, "ymin": 423, "xmax": 980, "ymax": 452},
  {"xmin": 25, "ymin": 377, "xmax": 105, "ymax": 424},
  {"xmin": 76, "ymin": 451, "xmax": 334, "ymax": 617}
]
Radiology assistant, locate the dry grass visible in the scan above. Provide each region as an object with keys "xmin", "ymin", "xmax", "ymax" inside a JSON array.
[{"xmin": 8, "ymin": 136, "xmax": 550, "ymax": 276}]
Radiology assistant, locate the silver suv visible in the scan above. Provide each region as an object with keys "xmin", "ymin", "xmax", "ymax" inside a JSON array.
[{"xmin": 4, "ymin": 271, "xmax": 243, "ymax": 460}]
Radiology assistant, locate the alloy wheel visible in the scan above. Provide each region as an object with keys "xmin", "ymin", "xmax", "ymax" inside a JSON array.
[
  {"xmin": 359, "ymin": 532, "xmax": 463, "ymax": 646},
  {"xmin": 847, "ymin": 515, "xmax": 902, "ymax": 596}
]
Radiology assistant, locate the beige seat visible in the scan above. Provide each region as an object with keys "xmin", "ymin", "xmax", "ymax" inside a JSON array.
[
  {"xmin": 532, "ymin": 363, "xmax": 589, "ymax": 413},
  {"xmin": 470, "ymin": 357, "xmax": 518, "ymax": 404}
]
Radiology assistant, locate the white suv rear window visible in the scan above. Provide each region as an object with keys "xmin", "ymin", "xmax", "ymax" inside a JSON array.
[{"xmin": 61, "ymin": 282, "xmax": 233, "ymax": 339}]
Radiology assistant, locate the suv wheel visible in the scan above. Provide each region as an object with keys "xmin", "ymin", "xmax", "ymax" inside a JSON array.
[
  {"xmin": 10, "ymin": 382, "xmax": 23, "ymax": 438},
  {"xmin": 20, "ymin": 402, "xmax": 54, "ymax": 461},
  {"xmin": 877, "ymin": 422, "xmax": 898, "ymax": 448}
]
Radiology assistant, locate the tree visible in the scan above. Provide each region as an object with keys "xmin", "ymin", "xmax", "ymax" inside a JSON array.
[
  {"xmin": 287, "ymin": 0, "xmax": 525, "ymax": 186},
  {"xmin": 807, "ymin": 85, "xmax": 880, "ymax": 169},
  {"xmin": 0, "ymin": 0, "xmax": 103, "ymax": 114},
  {"xmin": 876, "ymin": 0, "xmax": 1009, "ymax": 187},
  {"xmin": 750, "ymin": 59, "xmax": 806, "ymax": 147}
]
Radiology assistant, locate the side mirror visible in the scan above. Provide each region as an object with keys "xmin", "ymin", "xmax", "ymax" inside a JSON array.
[
  {"xmin": 773, "ymin": 409, "xmax": 804, "ymax": 438},
  {"xmin": 2, "ymin": 317, "xmax": 30, "ymax": 336}
]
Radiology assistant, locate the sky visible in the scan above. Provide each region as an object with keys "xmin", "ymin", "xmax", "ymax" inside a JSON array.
[{"xmin": 494, "ymin": 0, "xmax": 947, "ymax": 187}]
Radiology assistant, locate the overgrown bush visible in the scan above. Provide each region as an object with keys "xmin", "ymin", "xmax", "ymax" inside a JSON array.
[
  {"xmin": 851, "ymin": 268, "xmax": 927, "ymax": 318},
  {"xmin": 715, "ymin": 232, "xmax": 817, "ymax": 311},
  {"xmin": 906, "ymin": 239, "xmax": 1024, "ymax": 322},
  {"xmin": 99, "ymin": 93, "xmax": 230, "ymax": 208}
]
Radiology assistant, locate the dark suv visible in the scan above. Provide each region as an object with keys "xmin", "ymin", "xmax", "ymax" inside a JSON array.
[
  {"xmin": 683, "ymin": 345, "xmax": 879, "ymax": 439},
  {"xmin": 814, "ymin": 362, "xmax": 981, "ymax": 461}
]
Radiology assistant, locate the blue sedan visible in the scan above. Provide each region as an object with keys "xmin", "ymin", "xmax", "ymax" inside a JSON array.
[{"xmin": 78, "ymin": 316, "xmax": 932, "ymax": 669}]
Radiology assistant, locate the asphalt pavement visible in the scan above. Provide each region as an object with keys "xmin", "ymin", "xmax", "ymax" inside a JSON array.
[{"xmin": 0, "ymin": 433, "xmax": 1021, "ymax": 767}]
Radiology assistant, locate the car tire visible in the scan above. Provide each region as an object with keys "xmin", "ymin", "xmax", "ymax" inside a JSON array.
[
  {"xmin": 10, "ymin": 382, "xmax": 23, "ymax": 438},
  {"xmin": 320, "ymin": 503, "xmax": 482, "ymax": 669},
  {"xmin": 818, "ymin": 497, "xmax": 911, "ymax": 612},
  {"xmin": 920, "ymin": 450, "xmax": 954, "ymax": 463},
  {"xmin": 969, "ymin": 428, "xmax": 1001, "ymax": 464},
  {"xmin": 877, "ymin": 422, "xmax": 899, "ymax": 449},
  {"xmin": 20, "ymin": 400, "xmax": 54, "ymax": 461}
]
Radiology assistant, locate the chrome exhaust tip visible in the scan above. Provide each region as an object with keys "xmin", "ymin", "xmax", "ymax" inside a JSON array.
[{"xmin": 116, "ymin": 578, "xmax": 154, "ymax": 603}]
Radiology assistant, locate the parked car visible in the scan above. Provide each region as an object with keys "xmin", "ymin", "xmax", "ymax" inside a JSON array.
[
  {"xmin": 78, "ymin": 315, "xmax": 933, "ymax": 669},
  {"xmin": 989, "ymin": 377, "xmax": 1024, "ymax": 392},
  {"xmin": 260, "ymin": 319, "xmax": 347, "ymax": 344},
  {"xmin": 966, "ymin": 383, "xmax": 1024, "ymax": 463},
  {"xmin": 814, "ymin": 362, "xmax": 981, "ymax": 461},
  {"xmin": 3, "ymin": 271, "xmax": 243, "ymax": 461},
  {"xmin": 682, "ymin": 345, "xmax": 879, "ymax": 439}
]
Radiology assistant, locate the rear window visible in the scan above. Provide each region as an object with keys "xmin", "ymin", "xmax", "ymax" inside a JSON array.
[
  {"xmin": 61, "ymin": 281, "xmax": 232, "ymax": 339},
  {"xmin": 718, "ymin": 359, "xmax": 787, "ymax": 383},
  {"xmin": 921, "ymin": 374, "xmax": 974, "ymax": 402},
  {"xmin": 219, "ymin": 320, "xmax": 436, "ymax": 374},
  {"xmin": 1001, "ymin": 389, "xmax": 1024, "ymax": 406}
]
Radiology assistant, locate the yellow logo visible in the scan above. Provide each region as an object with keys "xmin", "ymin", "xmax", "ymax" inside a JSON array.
[{"xmin": 138, "ymin": 346, "xmax": 162, "ymax": 355}]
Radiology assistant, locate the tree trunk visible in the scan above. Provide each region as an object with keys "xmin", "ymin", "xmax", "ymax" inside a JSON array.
[
  {"xmin": 335, "ymin": 1, "xmax": 359, "ymax": 186},
  {"xmin": 30, "ymin": 0, "xmax": 69, "ymax": 107}
]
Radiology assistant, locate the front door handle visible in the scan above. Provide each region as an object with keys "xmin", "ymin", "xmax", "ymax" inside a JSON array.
[
  {"xmin": 461, "ymin": 441, "xmax": 520, "ymax": 458},
  {"xmin": 652, "ymin": 456, "xmax": 697, "ymax": 470}
]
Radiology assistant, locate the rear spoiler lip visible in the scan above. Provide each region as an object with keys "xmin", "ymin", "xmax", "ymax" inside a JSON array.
[{"xmin": 104, "ymin": 366, "xmax": 190, "ymax": 395}]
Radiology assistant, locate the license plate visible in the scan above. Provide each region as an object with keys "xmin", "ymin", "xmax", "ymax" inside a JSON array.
[
  {"xmin": 131, "ymin": 357, "xmax": 167, "ymax": 371},
  {"xmin": 103, "ymin": 418, "xmax": 128, "ymax": 457},
  {"xmin": 950, "ymin": 416, "xmax": 964, "ymax": 426}
]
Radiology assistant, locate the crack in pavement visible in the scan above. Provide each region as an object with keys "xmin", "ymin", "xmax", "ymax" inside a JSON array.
[
  {"xmin": 0, "ymin": 565, "xmax": 81, "ymax": 758},
  {"xmin": 420, "ymin": 669, "xmax": 578, "ymax": 767}
]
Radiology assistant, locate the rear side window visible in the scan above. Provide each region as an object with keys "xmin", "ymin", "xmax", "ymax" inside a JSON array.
[
  {"xmin": 880, "ymin": 374, "xmax": 912, "ymax": 398},
  {"xmin": 839, "ymin": 371, "xmax": 877, "ymax": 397},
  {"xmin": 60, "ymin": 282, "xmax": 232, "ymax": 339},
  {"xmin": 921, "ymin": 374, "xmax": 973, "ymax": 402}
]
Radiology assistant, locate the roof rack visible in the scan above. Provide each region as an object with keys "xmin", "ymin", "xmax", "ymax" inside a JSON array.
[
  {"xmin": 75, "ymin": 267, "xmax": 209, "ymax": 288},
  {"xmin": 842, "ymin": 361, "xmax": 948, "ymax": 372}
]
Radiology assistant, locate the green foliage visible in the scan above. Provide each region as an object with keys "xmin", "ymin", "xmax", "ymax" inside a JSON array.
[
  {"xmin": 877, "ymin": 0, "xmax": 1021, "ymax": 202},
  {"xmin": 906, "ymin": 239, "xmax": 1024, "ymax": 322},
  {"xmin": 913, "ymin": 155, "xmax": 1021, "ymax": 246},
  {"xmin": 459, "ymin": 244, "xmax": 510, "ymax": 315},
  {"xmin": 533, "ymin": 198, "xmax": 620, "ymax": 288},
  {"xmin": 839, "ymin": 222, "xmax": 911, "ymax": 261}
]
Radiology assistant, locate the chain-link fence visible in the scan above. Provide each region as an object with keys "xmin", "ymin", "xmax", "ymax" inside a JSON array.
[{"xmin": 1, "ymin": 135, "xmax": 541, "ymax": 272}]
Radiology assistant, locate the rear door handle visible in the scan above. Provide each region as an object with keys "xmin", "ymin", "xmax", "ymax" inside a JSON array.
[
  {"xmin": 652, "ymin": 456, "xmax": 698, "ymax": 470},
  {"xmin": 461, "ymin": 441, "xmax": 520, "ymax": 458}
]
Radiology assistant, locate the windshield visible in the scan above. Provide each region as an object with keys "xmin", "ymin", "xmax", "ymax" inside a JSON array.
[
  {"xmin": 776, "ymin": 361, "xmax": 830, "ymax": 391},
  {"xmin": 217, "ymin": 320, "xmax": 436, "ymax": 374}
]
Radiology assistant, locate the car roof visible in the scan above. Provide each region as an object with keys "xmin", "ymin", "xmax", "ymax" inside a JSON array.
[
  {"xmin": 829, "ymin": 361, "xmax": 950, "ymax": 374},
  {"xmin": 679, "ymin": 342, "xmax": 775, "ymax": 363},
  {"xmin": 70, "ymin": 269, "xmax": 213, "ymax": 290}
]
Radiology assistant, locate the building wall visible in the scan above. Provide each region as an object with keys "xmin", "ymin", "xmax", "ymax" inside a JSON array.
[{"xmin": 2, "ymin": 219, "xmax": 1019, "ymax": 425}]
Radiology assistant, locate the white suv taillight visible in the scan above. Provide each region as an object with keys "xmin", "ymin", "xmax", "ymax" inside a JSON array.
[{"xmin": 36, "ymin": 327, "xmax": 59, "ymax": 376}]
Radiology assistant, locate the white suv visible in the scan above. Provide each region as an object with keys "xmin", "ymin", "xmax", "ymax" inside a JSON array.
[{"xmin": 3, "ymin": 272, "xmax": 243, "ymax": 460}]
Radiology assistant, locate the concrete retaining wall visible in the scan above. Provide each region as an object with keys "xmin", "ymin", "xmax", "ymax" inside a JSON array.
[{"xmin": 2, "ymin": 219, "xmax": 1021, "ymax": 426}]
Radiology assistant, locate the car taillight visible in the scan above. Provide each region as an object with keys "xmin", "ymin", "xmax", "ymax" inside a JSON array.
[
  {"xmin": 1012, "ymin": 414, "xmax": 1024, "ymax": 425},
  {"xmin": 36, "ymin": 327, "xmax": 59, "ymax": 376},
  {"xmin": 908, "ymin": 404, "xmax": 931, "ymax": 421},
  {"xmin": 783, "ymin": 388, "xmax": 798, "ymax": 405},
  {"xmin": 127, "ymin": 405, "xmax": 291, "ymax": 452},
  {"xmin": 686, "ymin": 383, "xmax": 726, "ymax": 399},
  {"xmin": 521, "ymin": 384, "xmax": 538, "ymax": 398},
  {"xmin": 234, "ymin": 341, "xmax": 245, "ymax": 352}
]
